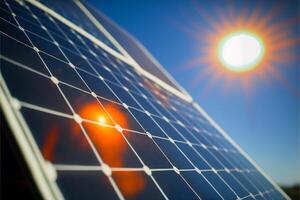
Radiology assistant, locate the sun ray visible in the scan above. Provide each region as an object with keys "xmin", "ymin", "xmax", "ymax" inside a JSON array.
[{"xmin": 176, "ymin": 0, "xmax": 299, "ymax": 97}]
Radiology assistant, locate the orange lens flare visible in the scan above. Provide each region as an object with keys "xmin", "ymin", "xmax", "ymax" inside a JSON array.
[
  {"xmin": 113, "ymin": 171, "xmax": 146, "ymax": 198},
  {"xmin": 42, "ymin": 101, "xmax": 145, "ymax": 198},
  {"xmin": 143, "ymin": 79, "xmax": 169, "ymax": 106},
  {"xmin": 42, "ymin": 126, "xmax": 58, "ymax": 161},
  {"xmin": 78, "ymin": 102, "xmax": 145, "ymax": 197}
]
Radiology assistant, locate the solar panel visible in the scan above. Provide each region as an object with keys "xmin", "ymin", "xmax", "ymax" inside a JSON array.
[
  {"xmin": 36, "ymin": 0, "xmax": 123, "ymax": 55},
  {"xmin": 0, "ymin": 0, "xmax": 289, "ymax": 200},
  {"xmin": 79, "ymin": 1, "xmax": 186, "ymax": 92}
]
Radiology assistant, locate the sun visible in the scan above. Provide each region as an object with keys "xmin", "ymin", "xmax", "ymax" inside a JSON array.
[
  {"xmin": 177, "ymin": 1, "xmax": 298, "ymax": 96},
  {"xmin": 218, "ymin": 31, "xmax": 264, "ymax": 72}
]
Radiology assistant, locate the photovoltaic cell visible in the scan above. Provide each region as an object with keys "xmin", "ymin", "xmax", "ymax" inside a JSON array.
[{"xmin": 0, "ymin": 0, "xmax": 288, "ymax": 200}]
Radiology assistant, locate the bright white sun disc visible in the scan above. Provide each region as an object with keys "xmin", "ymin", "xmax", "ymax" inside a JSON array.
[{"xmin": 219, "ymin": 32, "xmax": 264, "ymax": 72}]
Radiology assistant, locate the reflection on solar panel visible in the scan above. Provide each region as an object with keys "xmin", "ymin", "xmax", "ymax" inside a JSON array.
[
  {"xmin": 78, "ymin": 1, "xmax": 185, "ymax": 92},
  {"xmin": 0, "ymin": 0, "xmax": 289, "ymax": 199}
]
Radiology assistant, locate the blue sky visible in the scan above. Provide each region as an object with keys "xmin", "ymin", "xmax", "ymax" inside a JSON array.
[{"xmin": 88, "ymin": 0, "xmax": 299, "ymax": 186}]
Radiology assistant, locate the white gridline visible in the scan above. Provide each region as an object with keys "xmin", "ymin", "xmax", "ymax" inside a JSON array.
[{"xmin": 0, "ymin": 1, "xmax": 285, "ymax": 200}]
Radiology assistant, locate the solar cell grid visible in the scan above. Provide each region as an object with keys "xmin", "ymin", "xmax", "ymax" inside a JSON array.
[
  {"xmin": 38, "ymin": 0, "xmax": 121, "ymax": 53},
  {"xmin": 0, "ymin": 0, "xmax": 288, "ymax": 199},
  {"xmin": 79, "ymin": 0, "xmax": 185, "ymax": 92}
]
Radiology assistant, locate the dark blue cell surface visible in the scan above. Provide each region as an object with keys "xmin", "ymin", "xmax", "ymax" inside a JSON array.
[
  {"xmin": 152, "ymin": 171, "xmax": 199, "ymax": 200},
  {"xmin": 57, "ymin": 171, "xmax": 119, "ymax": 200}
]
